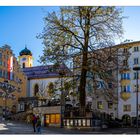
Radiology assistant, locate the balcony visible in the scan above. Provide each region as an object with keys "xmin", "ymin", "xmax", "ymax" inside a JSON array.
[
  {"xmin": 123, "ymin": 51, "xmax": 131, "ymax": 56},
  {"xmin": 120, "ymin": 92, "xmax": 131, "ymax": 101},
  {"xmin": 120, "ymin": 79, "xmax": 131, "ymax": 85},
  {"xmin": 119, "ymin": 66, "xmax": 130, "ymax": 73}
]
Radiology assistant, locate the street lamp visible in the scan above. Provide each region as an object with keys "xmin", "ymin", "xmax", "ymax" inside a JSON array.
[{"xmin": 133, "ymin": 66, "xmax": 140, "ymax": 134}]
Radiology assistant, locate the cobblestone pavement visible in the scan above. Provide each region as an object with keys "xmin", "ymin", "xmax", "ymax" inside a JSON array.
[{"xmin": 0, "ymin": 120, "xmax": 140, "ymax": 134}]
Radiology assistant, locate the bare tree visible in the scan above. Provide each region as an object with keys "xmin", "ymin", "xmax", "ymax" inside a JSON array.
[{"xmin": 39, "ymin": 6, "xmax": 124, "ymax": 116}]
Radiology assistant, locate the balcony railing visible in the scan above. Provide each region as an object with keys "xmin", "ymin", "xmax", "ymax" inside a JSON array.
[
  {"xmin": 120, "ymin": 92, "xmax": 131, "ymax": 101},
  {"xmin": 119, "ymin": 66, "xmax": 130, "ymax": 73}
]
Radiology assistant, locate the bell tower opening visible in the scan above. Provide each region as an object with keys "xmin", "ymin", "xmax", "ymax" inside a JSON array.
[{"xmin": 22, "ymin": 63, "xmax": 25, "ymax": 68}]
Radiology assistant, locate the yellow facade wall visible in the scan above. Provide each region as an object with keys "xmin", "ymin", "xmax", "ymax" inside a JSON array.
[
  {"xmin": 18, "ymin": 55, "xmax": 33, "ymax": 68},
  {"xmin": 0, "ymin": 46, "xmax": 27, "ymax": 112}
]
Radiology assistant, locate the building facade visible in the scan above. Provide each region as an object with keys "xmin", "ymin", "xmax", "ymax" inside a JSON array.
[
  {"xmin": 17, "ymin": 47, "xmax": 73, "ymax": 125},
  {"xmin": 0, "ymin": 45, "xmax": 27, "ymax": 116},
  {"xmin": 18, "ymin": 47, "xmax": 73, "ymax": 112},
  {"xmin": 118, "ymin": 41, "xmax": 140, "ymax": 124},
  {"xmin": 73, "ymin": 41, "xmax": 140, "ymax": 121}
]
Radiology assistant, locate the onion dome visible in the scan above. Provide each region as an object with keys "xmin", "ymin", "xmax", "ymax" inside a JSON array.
[{"xmin": 19, "ymin": 46, "xmax": 32, "ymax": 56}]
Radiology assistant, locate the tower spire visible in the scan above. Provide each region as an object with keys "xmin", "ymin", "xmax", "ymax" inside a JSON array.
[{"xmin": 25, "ymin": 44, "xmax": 27, "ymax": 49}]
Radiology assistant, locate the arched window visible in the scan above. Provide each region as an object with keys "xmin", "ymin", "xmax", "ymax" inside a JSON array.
[
  {"xmin": 34, "ymin": 84, "xmax": 39, "ymax": 96},
  {"xmin": 22, "ymin": 63, "xmax": 25, "ymax": 68}
]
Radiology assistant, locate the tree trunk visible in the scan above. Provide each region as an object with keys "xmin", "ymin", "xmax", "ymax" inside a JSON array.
[
  {"xmin": 79, "ymin": 9, "xmax": 90, "ymax": 117},
  {"xmin": 79, "ymin": 51, "xmax": 88, "ymax": 116}
]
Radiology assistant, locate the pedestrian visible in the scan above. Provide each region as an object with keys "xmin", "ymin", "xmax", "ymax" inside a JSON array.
[
  {"xmin": 32, "ymin": 114, "xmax": 37, "ymax": 132},
  {"xmin": 36, "ymin": 115, "xmax": 42, "ymax": 134},
  {"xmin": 26, "ymin": 115, "xmax": 30, "ymax": 124}
]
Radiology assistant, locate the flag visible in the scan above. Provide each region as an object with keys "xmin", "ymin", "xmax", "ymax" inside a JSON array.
[{"xmin": 8, "ymin": 56, "xmax": 13, "ymax": 80}]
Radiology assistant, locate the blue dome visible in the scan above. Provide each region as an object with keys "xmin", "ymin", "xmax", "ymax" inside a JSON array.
[{"xmin": 19, "ymin": 47, "xmax": 32, "ymax": 56}]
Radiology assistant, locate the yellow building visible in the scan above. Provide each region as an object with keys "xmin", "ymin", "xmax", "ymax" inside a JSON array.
[
  {"xmin": 0, "ymin": 45, "xmax": 27, "ymax": 116},
  {"xmin": 18, "ymin": 46, "xmax": 33, "ymax": 68}
]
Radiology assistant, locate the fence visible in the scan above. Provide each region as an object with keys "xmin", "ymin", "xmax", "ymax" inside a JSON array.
[{"xmin": 63, "ymin": 117, "xmax": 101, "ymax": 128}]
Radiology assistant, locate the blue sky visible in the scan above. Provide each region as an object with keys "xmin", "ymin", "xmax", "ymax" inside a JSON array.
[
  {"xmin": 0, "ymin": 6, "xmax": 140, "ymax": 66},
  {"xmin": 0, "ymin": 6, "xmax": 59, "ymax": 66}
]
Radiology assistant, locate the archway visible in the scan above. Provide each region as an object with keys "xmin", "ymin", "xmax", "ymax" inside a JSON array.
[
  {"xmin": 122, "ymin": 114, "xmax": 131, "ymax": 126},
  {"xmin": 34, "ymin": 84, "xmax": 39, "ymax": 96}
]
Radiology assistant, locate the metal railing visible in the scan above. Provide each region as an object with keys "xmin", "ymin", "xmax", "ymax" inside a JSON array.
[{"xmin": 63, "ymin": 117, "xmax": 101, "ymax": 128}]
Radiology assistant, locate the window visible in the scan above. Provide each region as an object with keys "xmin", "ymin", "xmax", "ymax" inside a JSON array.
[
  {"xmin": 127, "ymin": 73, "xmax": 130, "ymax": 79},
  {"xmin": 20, "ymin": 104, "xmax": 24, "ymax": 111},
  {"xmin": 1, "ymin": 70, "xmax": 3, "ymax": 77},
  {"xmin": 12, "ymin": 73, "xmax": 14, "ymax": 81},
  {"xmin": 22, "ymin": 63, "xmax": 25, "ymax": 68},
  {"xmin": 121, "ymin": 73, "xmax": 130, "ymax": 80},
  {"xmin": 134, "ymin": 72, "xmax": 139, "ymax": 79},
  {"xmin": 108, "ymin": 102, "xmax": 113, "ymax": 109},
  {"xmin": 123, "ymin": 48, "xmax": 128, "ymax": 53},
  {"xmin": 123, "ymin": 105, "xmax": 131, "ymax": 112},
  {"xmin": 127, "ymin": 85, "xmax": 131, "ymax": 92},
  {"xmin": 97, "ymin": 101, "xmax": 103, "ymax": 109},
  {"xmin": 6, "ymin": 71, "xmax": 8, "ymax": 79},
  {"xmin": 121, "ymin": 85, "xmax": 131, "ymax": 92},
  {"xmin": 123, "ymin": 86, "xmax": 127, "ymax": 92},
  {"xmin": 0, "ymin": 60, "xmax": 2, "ymax": 66},
  {"xmin": 108, "ymin": 83, "xmax": 112, "ymax": 89},
  {"xmin": 133, "ymin": 85, "xmax": 140, "ymax": 92},
  {"xmin": 134, "ymin": 46, "xmax": 139, "ymax": 52},
  {"xmin": 123, "ymin": 60, "xmax": 128, "ymax": 66},
  {"xmin": 134, "ymin": 58, "xmax": 139, "ymax": 64},
  {"xmin": 34, "ymin": 84, "xmax": 39, "ymax": 96},
  {"xmin": 47, "ymin": 114, "xmax": 60, "ymax": 124},
  {"xmin": 110, "ymin": 113, "xmax": 114, "ymax": 118},
  {"xmin": 121, "ymin": 74, "xmax": 123, "ymax": 79},
  {"xmin": 3, "ymin": 62, "xmax": 5, "ymax": 67}
]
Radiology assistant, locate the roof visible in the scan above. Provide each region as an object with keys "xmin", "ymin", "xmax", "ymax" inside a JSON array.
[
  {"xmin": 18, "ymin": 97, "xmax": 38, "ymax": 101},
  {"xmin": 72, "ymin": 40, "xmax": 140, "ymax": 58},
  {"xmin": 19, "ymin": 47, "xmax": 32, "ymax": 56},
  {"xmin": 22, "ymin": 64, "xmax": 72, "ymax": 79}
]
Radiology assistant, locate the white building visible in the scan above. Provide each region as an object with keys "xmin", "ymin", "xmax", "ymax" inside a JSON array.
[
  {"xmin": 18, "ymin": 47, "xmax": 74, "ymax": 112},
  {"xmin": 118, "ymin": 42, "xmax": 140, "ymax": 124}
]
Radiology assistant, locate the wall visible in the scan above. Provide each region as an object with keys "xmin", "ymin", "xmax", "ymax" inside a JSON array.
[
  {"xmin": 0, "ymin": 45, "xmax": 27, "ymax": 113},
  {"xmin": 118, "ymin": 46, "xmax": 140, "ymax": 119}
]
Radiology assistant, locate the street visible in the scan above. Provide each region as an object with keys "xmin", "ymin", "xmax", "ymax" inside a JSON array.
[{"xmin": 0, "ymin": 120, "xmax": 140, "ymax": 134}]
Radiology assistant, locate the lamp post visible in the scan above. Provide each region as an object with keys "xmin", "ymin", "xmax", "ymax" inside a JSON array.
[{"xmin": 133, "ymin": 66, "xmax": 140, "ymax": 134}]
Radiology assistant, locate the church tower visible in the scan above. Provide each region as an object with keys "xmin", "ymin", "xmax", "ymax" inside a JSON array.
[{"xmin": 19, "ymin": 46, "xmax": 33, "ymax": 68}]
